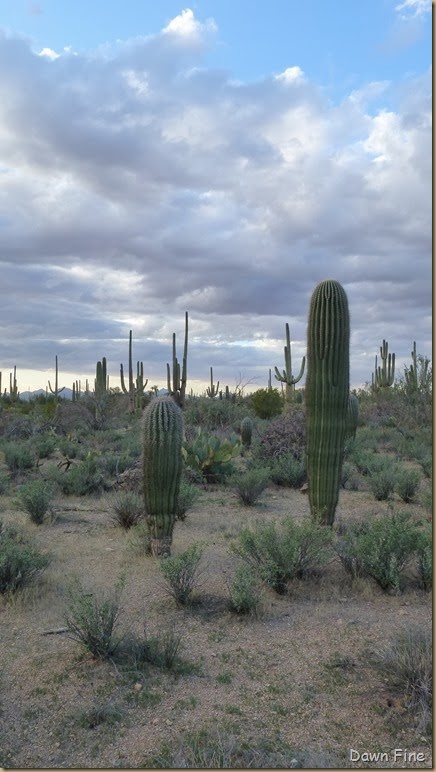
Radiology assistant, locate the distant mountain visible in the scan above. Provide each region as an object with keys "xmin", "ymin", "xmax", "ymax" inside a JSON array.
[{"xmin": 17, "ymin": 387, "xmax": 170, "ymax": 401}]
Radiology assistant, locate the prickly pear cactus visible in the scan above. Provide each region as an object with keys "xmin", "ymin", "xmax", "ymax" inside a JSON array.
[
  {"xmin": 142, "ymin": 396, "xmax": 183, "ymax": 555},
  {"xmin": 305, "ymin": 280, "xmax": 350, "ymax": 526}
]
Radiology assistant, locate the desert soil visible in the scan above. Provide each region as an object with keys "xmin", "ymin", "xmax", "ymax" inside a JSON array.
[{"xmin": 0, "ymin": 483, "xmax": 432, "ymax": 769}]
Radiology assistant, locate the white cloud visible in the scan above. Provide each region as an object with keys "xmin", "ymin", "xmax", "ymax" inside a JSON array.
[
  {"xmin": 38, "ymin": 46, "xmax": 60, "ymax": 59},
  {"xmin": 0, "ymin": 21, "xmax": 431, "ymax": 389},
  {"xmin": 275, "ymin": 66, "xmax": 305, "ymax": 83},
  {"xmin": 395, "ymin": 0, "xmax": 431, "ymax": 17}
]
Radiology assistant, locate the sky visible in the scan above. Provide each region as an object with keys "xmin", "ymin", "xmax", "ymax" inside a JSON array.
[{"xmin": 0, "ymin": 0, "xmax": 432, "ymax": 395}]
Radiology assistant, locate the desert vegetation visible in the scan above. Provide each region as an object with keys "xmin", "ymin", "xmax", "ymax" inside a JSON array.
[{"xmin": 0, "ymin": 301, "xmax": 432, "ymax": 768}]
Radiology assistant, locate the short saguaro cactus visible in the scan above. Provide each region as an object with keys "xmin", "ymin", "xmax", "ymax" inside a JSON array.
[{"xmin": 142, "ymin": 396, "xmax": 184, "ymax": 556}]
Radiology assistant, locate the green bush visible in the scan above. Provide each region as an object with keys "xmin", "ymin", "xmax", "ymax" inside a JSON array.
[
  {"xmin": 64, "ymin": 577, "xmax": 125, "ymax": 658},
  {"xmin": 416, "ymin": 523, "xmax": 432, "ymax": 592},
  {"xmin": 233, "ymin": 468, "xmax": 270, "ymax": 506},
  {"xmin": 227, "ymin": 564, "xmax": 263, "ymax": 615},
  {"xmin": 0, "ymin": 469, "xmax": 10, "ymax": 495},
  {"xmin": 232, "ymin": 517, "xmax": 333, "ymax": 594},
  {"xmin": 250, "ymin": 388, "xmax": 283, "ymax": 419},
  {"xmin": 182, "ymin": 430, "xmax": 241, "ymax": 483},
  {"xmin": 159, "ymin": 543, "xmax": 204, "ymax": 605},
  {"xmin": 18, "ymin": 480, "xmax": 56, "ymax": 525},
  {"xmin": 254, "ymin": 408, "xmax": 306, "ymax": 462},
  {"xmin": 376, "ymin": 626, "xmax": 432, "ymax": 733},
  {"xmin": 0, "ymin": 521, "xmax": 50, "ymax": 593},
  {"xmin": 61, "ymin": 453, "xmax": 109, "ymax": 495},
  {"xmin": 335, "ymin": 510, "xmax": 421, "ymax": 592},
  {"xmin": 33, "ymin": 433, "xmax": 57, "ymax": 459},
  {"xmin": 367, "ymin": 458, "xmax": 399, "ymax": 501},
  {"xmin": 395, "ymin": 467, "xmax": 421, "ymax": 503},
  {"xmin": 269, "ymin": 453, "xmax": 306, "ymax": 488},
  {"xmin": 109, "ymin": 491, "xmax": 143, "ymax": 530},
  {"xmin": 175, "ymin": 478, "xmax": 201, "ymax": 521},
  {"xmin": 3, "ymin": 442, "xmax": 33, "ymax": 473}
]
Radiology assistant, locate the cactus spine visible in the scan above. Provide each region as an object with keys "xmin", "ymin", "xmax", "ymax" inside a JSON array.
[
  {"xmin": 240, "ymin": 416, "xmax": 253, "ymax": 448},
  {"xmin": 305, "ymin": 280, "xmax": 350, "ymax": 526},
  {"xmin": 372, "ymin": 339, "xmax": 395, "ymax": 391},
  {"xmin": 274, "ymin": 322, "xmax": 306, "ymax": 409},
  {"xmin": 166, "ymin": 312, "xmax": 188, "ymax": 408},
  {"xmin": 120, "ymin": 331, "xmax": 148, "ymax": 412},
  {"xmin": 206, "ymin": 367, "xmax": 219, "ymax": 398},
  {"xmin": 142, "ymin": 396, "xmax": 183, "ymax": 556},
  {"xmin": 48, "ymin": 356, "xmax": 65, "ymax": 404}
]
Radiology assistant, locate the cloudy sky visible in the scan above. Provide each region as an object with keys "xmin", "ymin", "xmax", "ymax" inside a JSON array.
[{"xmin": 0, "ymin": 0, "xmax": 431, "ymax": 395}]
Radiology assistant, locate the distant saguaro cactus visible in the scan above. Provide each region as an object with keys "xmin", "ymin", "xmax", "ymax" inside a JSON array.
[
  {"xmin": 48, "ymin": 356, "xmax": 65, "ymax": 405},
  {"xmin": 305, "ymin": 280, "xmax": 350, "ymax": 526},
  {"xmin": 274, "ymin": 322, "xmax": 305, "ymax": 410},
  {"xmin": 206, "ymin": 367, "xmax": 219, "ymax": 398},
  {"xmin": 167, "ymin": 312, "xmax": 189, "ymax": 408},
  {"xmin": 372, "ymin": 339, "xmax": 395, "ymax": 391},
  {"xmin": 142, "ymin": 396, "xmax": 183, "ymax": 556},
  {"xmin": 120, "ymin": 331, "xmax": 148, "ymax": 412}
]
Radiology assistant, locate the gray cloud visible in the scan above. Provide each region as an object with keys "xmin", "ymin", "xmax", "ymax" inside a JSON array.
[{"xmin": 0, "ymin": 12, "xmax": 431, "ymax": 392}]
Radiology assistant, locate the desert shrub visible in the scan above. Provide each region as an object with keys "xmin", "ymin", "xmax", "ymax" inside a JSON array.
[
  {"xmin": 64, "ymin": 577, "xmax": 125, "ymax": 659},
  {"xmin": 103, "ymin": 452, "xmax": 135, "ymax": 478},
  {"xmin": 2, "ymin": 441, "xmax": 33, "ymax": 473},
  {"xmin": 182, "ymin": 430, "xmax": 241, "ymax": 483},
  {"xmin": 62, "ymin": 453, "xmax": 109, "ymax": 495},
  {"xmin": 0, "ymin": 470, "xmax": 10, "ymax": 495},
  {"xmin": 33, "ymin": 433, "xmax": 57, "ymax": 459},
  {"xmin": 184, "ymin": 398, "xmax": 248, "ymax": 432},
  {"xmin": 127, "ymin": 521, "xmax": 151, "ymax": 555},
  {"xmin": 416, "ymin": 523, "xmax": 432, "ymax": 592},
  {"xmin": 18, "ymin": 480, "xmax": 56, "ymax": 525},
  {"xmin": 395, "ymin": 467, "xmax": 421, "ymax": 503},
  {"xmin": 367, "ymin": 458, "xmax": 399, "ymax": 501},
  {"xmin": 350, "ymin": 448, "xmax": 376, "ymax": 476},
  {"xmin": 57, "ymin": 437, "xmax": 79, "ymax": 459},
  {"xmin": 232, "ymin": 517, "xmax": 333, "ymax": 594},
  {"xmin": 269, "ymin": 452, "xmax": 306, "ymax": 488},
  {"xmin": 0, "ymin": 521, "xmax": 50, "ymax": 593},
  {"xmin": 233, "ymin": 467, "xmax": 270, "ymax": 505},
  {"xmin": 335, "ymin": 509, "xmax": 421, "ymax": 592},
  {"xmin": 227, "ymin": 564, "xmax": 263, "ymax": 615},
  {"xmin": 158, "ymin": 543, "xmax": 204, "ymax": 605},
  {"xmin": 334, "ymin": 520, "xmax": 369, "ymax": 579},
  {"xmin": 250, "ymin": 388, "xmax": 283, "ymax": 419},
  {"xmin": 254, "ymin": 408, "xmax": 306, "ymax": 462},
  {"xmin": 418, "ymin": 454, "xmax": 432, "ymax": 479},
  {"xmin": 376, "ymin": 626, "xmax": 432, "ymax": 732},
  {"xmin": 175, "ymin": 478, "xmax": 201, "ymax": 521},
  {"xmin": 126, "ymin": 622, "xmax": 185, "ymax": 673},
  {"xmin": 109, "ymin": 491, "xmax": 143, "ymax": 530}
]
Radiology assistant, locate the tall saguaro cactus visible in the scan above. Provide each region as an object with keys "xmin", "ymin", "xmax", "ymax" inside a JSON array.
[
  {"xmin": 142, "ymin": 396, "xmax": 184, "ymax": 556},
  {"xmin": 48, "ymin": 356, "xmax": 65, "ymax": 405},
  {"xmin": 372, "ymin": 339, "xmax": 395, "ymax": 391},
  {"xmin": 274, "ymin": 322, "xmax": 305, "ymax": 409},
  {"xmin": 305, "ymin": 280, "xmax": 350, "ymax": 526},
  {"xmin": 167, "ymin": 312, "xmax": 188, "ymax": 409},
  {"xmin": 120, "ymin": 331, "xmax": 148, "ymax": 412}
]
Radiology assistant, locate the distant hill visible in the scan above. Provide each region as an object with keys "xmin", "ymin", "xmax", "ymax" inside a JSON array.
[{"xmin": 17, "ymin": 387, "xmax": 169, "ymax": 401}]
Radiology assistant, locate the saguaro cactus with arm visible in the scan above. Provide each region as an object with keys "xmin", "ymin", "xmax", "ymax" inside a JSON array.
[
  {"xmin": 274, "ymin": 322, "xmax": 305, "ymax": 409},
  {"xmin": 48, "ymin": 356, "xmax": 65, "ymax": 405},
  {"xmin": 120, "ymin": 331, "xmax": 148, "ymax": 412},
  {"xmin": 142, "ymin": 396, "xmax": 184, "ymax": 556},
  {"xmin": 305, "ymin": 280, "xmax": 350, "ymax": 526},
  {"xmin": 167, "ymin": 312, "xmax": 188, "ymax": 408}
]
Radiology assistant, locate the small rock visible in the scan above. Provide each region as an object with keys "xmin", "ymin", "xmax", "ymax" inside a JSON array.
[{"xmin": 133, "ymin": 682, "xmax": 142, "ymax": 691}]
